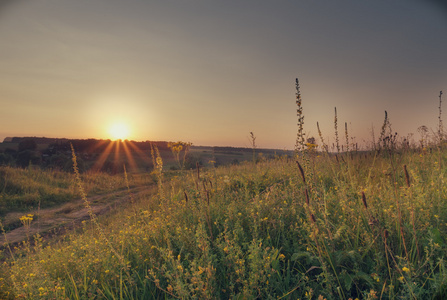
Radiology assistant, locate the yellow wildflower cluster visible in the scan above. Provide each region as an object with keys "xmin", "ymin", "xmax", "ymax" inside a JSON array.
[
  {"xmin": 168, "ymin": 141, "xmax": 184, "ymax": 153},
  {"xmin": 305, "ymin": 143, "xmax": 318, "ymax": 151},
  {"xmin": 168, "ymin": 141, "xmax": 192, "ymax": 170},
  {"xmin": 19, "ymin": 214, "xmax": 33, "ymax": 227}
]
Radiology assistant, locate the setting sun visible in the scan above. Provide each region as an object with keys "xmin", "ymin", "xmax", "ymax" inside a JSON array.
[{"xmin": 108, "ymin": 122, "xmax": 130, "ymax": 140}]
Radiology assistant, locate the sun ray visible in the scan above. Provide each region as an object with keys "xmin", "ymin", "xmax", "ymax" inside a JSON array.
[
  {"xmin": 91, "ymin": 140, "xmax": 115, "ymax": 172},
  {"xmin": 87, "ymin": 139, "xmax": 110, "ymax": 154},
  {"xmin": 122, "ymin": 140, "xmax": 138, "ymax": 172},
  {"xmin": 127, "ymin": 141, "xmax": 153, "ymax": 166},
  {"xmin": 114, "ymin": 140, "xmax": 121, "ymax": 172}
]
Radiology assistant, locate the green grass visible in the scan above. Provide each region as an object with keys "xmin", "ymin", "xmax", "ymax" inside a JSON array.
[
  {"xmin": 0, "ymin": 165, "xmax": 152, "ymax": 219},
  {"xmin": 2, "ymin": 147, "xmax": 447, "ymax": 299}
]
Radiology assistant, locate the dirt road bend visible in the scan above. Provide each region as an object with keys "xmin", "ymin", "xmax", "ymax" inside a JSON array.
[{"xmin": 1, "ymin": 185, "xmax": 155, "ymax": 246}]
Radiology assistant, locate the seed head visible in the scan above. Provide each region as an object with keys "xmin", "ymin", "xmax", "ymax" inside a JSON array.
[
  {"xmin": 296, "ymin": 161, "xmax": 306, "ymax": 184},
  {"xmin": 305, "ymin": 188, "xmax": 310, "ymax": 205},
  {"xmin": 403, "ymin": 165, "xmax": 410, "ymax": 187},
  {"xmin": 361, "ymin": 192, "xmax": 368, "ymax": 209}
]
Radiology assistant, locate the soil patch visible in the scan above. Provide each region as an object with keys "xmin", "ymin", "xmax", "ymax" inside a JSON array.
[{"xmin": 1, "ymin": 185, "xmax": 155, "ymax": 246}]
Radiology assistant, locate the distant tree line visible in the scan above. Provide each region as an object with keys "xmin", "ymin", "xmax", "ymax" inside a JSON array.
[{"xmin": 0, "ymin": 137, "xmax": 169, "ymax": 173}]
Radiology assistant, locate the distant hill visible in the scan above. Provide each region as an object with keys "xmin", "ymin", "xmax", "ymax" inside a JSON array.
[
  {"xmin": 0, "ymin": 136, "xmax": 293, "ymax": 173},
  {"xmin": 2, "ymin": 136, "xmax": 69, "ymax": 144},
  {"xmin": 2, "ymin": 137, "xmax": 292, "ymax": 153},
  {"xmin": 1, "ymin": 137, "xmax": 170, "ymax": 152}
]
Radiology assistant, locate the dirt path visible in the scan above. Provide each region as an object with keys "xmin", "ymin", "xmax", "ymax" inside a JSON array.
[{"xmin": 0, "ymin": 185, "xmax": 155, "ymax": 246}]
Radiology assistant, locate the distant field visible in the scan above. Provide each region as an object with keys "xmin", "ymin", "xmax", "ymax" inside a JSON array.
[{"xmin": 0, "ymin": 138, "xmax": 292, "ymax": 173}]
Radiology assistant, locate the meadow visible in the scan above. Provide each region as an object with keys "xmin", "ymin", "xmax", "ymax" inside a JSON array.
[
  {"xmin": 0, "ymin": 166, "xmax": 155, "ymax": 233},
  {"xmin": 1, "ymin": 83, "xmax": 447, "ymax": 299},
  {"xmin": 0, "ymin": 137, "xmax": 446, "ymax": 299}
]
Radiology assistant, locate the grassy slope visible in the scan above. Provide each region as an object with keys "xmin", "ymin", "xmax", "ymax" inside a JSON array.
[
  {"xmin": 2, "ymin": 148, "xmax": 447, "ymax": 299},
  {"xmin": 0, "ymin": 166, "xmax": 153, "ymax": 228}
]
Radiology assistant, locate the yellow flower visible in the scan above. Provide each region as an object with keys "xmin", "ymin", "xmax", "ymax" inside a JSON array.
[{"xmin": 402, "ymin": 267, "xmax": 410, "ymax": 273}]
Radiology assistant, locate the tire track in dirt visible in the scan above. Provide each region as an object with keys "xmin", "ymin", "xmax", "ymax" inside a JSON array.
[{"xmin": 0, "ymin": 185, "xmax": 156, "ymax": 246}]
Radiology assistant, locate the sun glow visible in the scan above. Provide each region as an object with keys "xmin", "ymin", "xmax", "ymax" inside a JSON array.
[{"xmin": 108, "ymin": 122, "xmax": 130, "ymax": 141}]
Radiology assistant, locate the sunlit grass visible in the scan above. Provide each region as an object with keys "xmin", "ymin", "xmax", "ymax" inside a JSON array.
[
  {"xmin": 0, "ymin": 164, "xmax": 153, "ymax": 233},
  {"xmin": 1, "ymin": 147, "xmax": 447, "ymax": 299}
]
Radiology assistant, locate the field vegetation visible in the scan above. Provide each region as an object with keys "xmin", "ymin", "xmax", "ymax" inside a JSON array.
[
  {"xmin": 0, "ymin": 166, "xmax": 147, "ymax": 215},
  {"xmin": 0, "ymin": 165, "xmax": 155, "ymax": 237},
  {"xmin": 1, "ymin": 82, "xmax": 446, "ymax": 299}
]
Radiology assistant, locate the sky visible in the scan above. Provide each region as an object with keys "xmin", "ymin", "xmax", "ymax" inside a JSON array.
[{"xmin": 0, "ymin": 0, "xmax": 446, "ymax": 149}]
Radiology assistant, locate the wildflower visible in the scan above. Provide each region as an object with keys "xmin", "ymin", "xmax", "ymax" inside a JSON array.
[
  {"xmin": 368, "ymin": 290, "xmax": 378, "ymax": 299},
  {"xmin": 20, "ymin": 214, "xmax": 34, "ymax": 226},
  {"xmin": 402, "ymin": 267, "xmax": 410, "ymax": 273}
]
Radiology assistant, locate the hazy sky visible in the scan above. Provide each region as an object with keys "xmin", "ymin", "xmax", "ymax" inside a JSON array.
[{"xmin": 0, "ymin": 0, "xmax": 446, "ymax": 149}]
